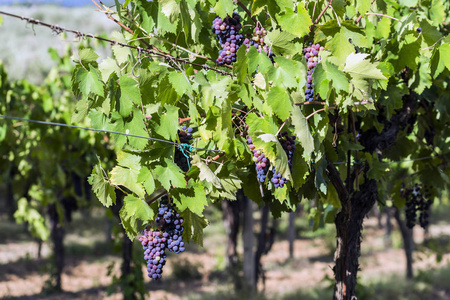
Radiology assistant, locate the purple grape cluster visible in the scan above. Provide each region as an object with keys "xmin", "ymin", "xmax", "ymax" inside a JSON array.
[
  {"xmin": 139, "ymin": 201, "xmax": 186, "ymax": 280},
  {"xmin": 243, "ymin": 26, "xmax": 274, "ymax": 58},
  {"xmin": 271, "ymin": 132, "xmax": 296, "ymax": 189},
  {"xmin": 212, "ymin": 13, "xmax": 243, "ymax": 65},
  {"xmin": 401, "ymin": 184, "xmax": 433, "ymax": 229},
  {"xmin": 139, "ymin": 229, "xmax": 167, "ymax": 280},
  {"xmin": 279, "ymin": 132, "xmax": 296, "ymax": 170},
  {"xmin": 156, "ymin": 202, "xmax": 185, "ymax": 254},
  {"xmin": 175, "ymin": 126, "xmax": 193, "ymax": 172},
  {"xmin": 271, "ymin": 168, "xmax": 287, "ymax": 188},
  {"xmin": 303, "ymin": 43, "xmax": 324, "ymax": 102},
  {"xmin": 246, "ymin": 136, "xmax": 270, "ymax": 183}
]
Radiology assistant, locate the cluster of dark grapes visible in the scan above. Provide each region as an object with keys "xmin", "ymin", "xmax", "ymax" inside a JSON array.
[
  {"xmin": 303, "ymin": 43, "xmax": 324, "ymax": 102},
  {"xmin": 212, "ymin": 13, "xmax": 243, "ymax": 65},
  {"xmin": 139, "ymin": 200, "xmax": 186, "ymax": 280},
  {"xmin": 175, "ymin": 125, "xmax": 193, "ymax": 172},
  {"xmin": 270, "ymin": 132, "xmax": 296, "ymax": 188},
  {"xmin": 401, "ymin": 184, "xmax": 433, "ymax": 229},
  {"xmin": 243, "ymin": 26, "xmax": 274, "ymax": 59},
  {"xmin": 139, "ymin": 229, "xmax": 167, "ymax": 280},
  {"xmin": 246, "ymin": 136, "xmax": 270, "ymax": 183}
]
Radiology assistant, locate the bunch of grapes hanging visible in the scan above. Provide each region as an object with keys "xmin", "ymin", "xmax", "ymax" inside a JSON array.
[
  {"xmin": 400, "ymin": 184, "xmax": 433, "ymax": 229},
  {"xmin": 139, "ymin": 198, "xmax": 186, "ymax": 280},
  {"xmin": 212, "ymin": 13, "xmax": 274, "ymax": 65},
  {"xmin": 212, "ymin": 13, "xmax": 243, "ymax": 65},
  {"xmin": 303, "ymin": 43, "xmax": 324, "ymax": 102}
]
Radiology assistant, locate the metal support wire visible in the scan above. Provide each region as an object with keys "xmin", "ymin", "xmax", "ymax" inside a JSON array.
[{"xmin": 0, "ymin": 114, "xmax": 224, "ymax": 153}]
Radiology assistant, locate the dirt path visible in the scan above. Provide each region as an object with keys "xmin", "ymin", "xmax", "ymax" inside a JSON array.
[{"xmin": 0, "ymin": 218, "xmax": 449, "ymax": 299}]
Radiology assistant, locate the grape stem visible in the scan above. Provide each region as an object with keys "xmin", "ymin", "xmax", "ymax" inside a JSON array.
[
  {"xmin": 314, "ymin": 0, "xmax": 333, "ymax": 24},
  {"xmin": 146, "ymin": 190, "xmax": 168, "ymax": 205},
  {"xmin": 365, "ymin": 13, "xmax": 400, "ymax": 22},
  {"xmin": 276, "ymin": 118, "xmax": 289, "ymax": 136}
]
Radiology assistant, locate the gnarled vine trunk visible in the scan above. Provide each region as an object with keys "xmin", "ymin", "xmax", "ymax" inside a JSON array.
[
  {"xmin": 222, "ymin": 197, "xmax": 241, "ymax": 289},
  {"xmin": 330, "ymin": 90, "xmax": 417, "ymax": 299},
  {"xmin": 240, "ymin": 190, "xmax": 255, "ymax": 290}
]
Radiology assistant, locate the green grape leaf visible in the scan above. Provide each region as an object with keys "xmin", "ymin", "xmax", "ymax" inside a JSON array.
[
  {"xmin": 252, "ymin": 0, "xmax": 267, "ymax": 15},
  {"xmin": 192, "ymin": 155, "xmax": 222, "ymax": 188},
  {"xmin": 276, "ymin": 7, "xmax": 312, "ymax": 38},
  {"xmin": 118, "ymin": 75, "xmax": 141, "ymax": 117},
  {"xmin": 14, "ymin": 198, "xmax": 50, "ymax": 241},
  {"xmin": 343, "ymin": 53, "xmax": 386, "ymax": 80},
  {"xmin": 269, "ymin": 56, "xmax": 302, "ymax": 88},
  {"xmin": 111, "ymin": 31, "xmax": 132, "ymax": 65},
  {"xmin": 172, "ymin": 180, "xmax": 207, "ymax": 216},
  {"xmin": 181, "ymin": 208, "xmax": 208, "ymax": 246},
  {"xmin": 168, "ymin": 71, "xmax": 192, "ymax": 97},
  {"xmin": 291, "ymin": 106, "xmax": 314, "ymax": 158},
  {"xmin": 356, "ymin": 0, "xmax": 371, "ymax": 16},
  {"xmin": 120, "ymin": 195, "xmax": 154, "ymax": 240},
  {"xmin": 124, "ymin": 109, "xmax": 149, "ymax": 150},
  {"xmin": 266, "ymin": 29, "xmax": 296, "ymax": 56},
  {"xmin": 75, "ymin": 65, "xmax": 104, "ymax": 98},
  {"xmin": 291, "ymin": 145, "xmax": 309, "ymax": 190},
  {"xmin": 213, "ymin": 0, "xmax": 234, "ymax": 17},
  {"xmin": 160, "ymin": 0, "xmax": 180, "ymax": 23},
  {"xmin": 267, "ymin": 86, "xmax": 292, "ymax": 120},
  {"xmin": 88, "ymin": 163, "xmax": 116, "ymax": 207},
  {"xmin": 246, "ymin": 46, "xmax": 273, "ymax": 74},
  {"xmin": 439, "ymin": 43, "xmax": 450, "ymax": 71},
  {"xmin": 153, "ymin": 158, "xmax": 187, "ymax": 190},
  {"xmin": 72, "ymin": 99, "xmax": 89, "ymax": 123},
  {"xmin": 154, "ymin": 104, "xmax": 179, "ymax": 141},
  {"xmin": 110, "ymin": 152, "xmax": 145, "ymax": 198},
  {"xmin": 99, "ymin": 57, "xmax": 120, "ymax": 82},
  {"xmin": 77, "ymin": 48, "xmax": 99, "ymax": 63},
  {"xmin": 137, "ymin": 167, "xmax": 155, "ymax": 195}
]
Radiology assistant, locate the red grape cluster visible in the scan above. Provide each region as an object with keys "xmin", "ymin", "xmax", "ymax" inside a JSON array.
[
  {"xmin": 212, "ymin": 13, "xmax": 243, "ymax": 65},
  {"xmin": 175, "ymin": 126, "xmax": 193, "ymax": 172},
  {"xmin": 243, "ymin": 26, "xmax": 274, "ymax": 59},
  {"xmin": 303, "ymin": 43, "xmax": 324, "ymax": 102},
  {"xmin": 140, "ymin": 200, "xmax": 186, "ymax": 280},
  {"xmin": 247, "ymin": 136, "xmax": 270, "ymax": 183}
]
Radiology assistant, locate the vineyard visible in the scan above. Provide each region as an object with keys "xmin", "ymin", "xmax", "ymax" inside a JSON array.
[{"xmin": 0, "ymin": 0, "xmax": 450, "ymax": 300}]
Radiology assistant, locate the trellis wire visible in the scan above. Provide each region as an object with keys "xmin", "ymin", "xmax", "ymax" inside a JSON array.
[
  {"xmin": 0, "ymin": 10, "xmax": 233, "ymax": 77},
  {"xmin": 0, "ymin": 114, "xmax": 224, "ymax": 153}
]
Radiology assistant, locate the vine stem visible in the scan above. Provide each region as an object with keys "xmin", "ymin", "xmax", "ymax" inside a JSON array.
[
  {"xmin": 296, "ymin": 101, "xmax": 327, "ymax": 106},
  {"xmin": 146, "ymin": 190, "xmax": 168, "ymax": 205},
  {"xmin": 365, "ymin": 12, "xmax": 400, "ymax": 22},
  {"xmin": 314, "ymin": 0, "xmax": 333, "ymax": 24},
  {"xmin": 276, "ymin": 118, "xmax": 289, "ymax": 136},
  {"xmin": 305, "ymin": 106, "xmax": 337, "ymax": 120},
  {"xmin": 355, "ymin": 0, "xmax": 376, "ymax": 23},
  {"xmin": 306, "ymin": 108, "xmax": 326, "ymax": 119},
  {"xmin": 237, "ymin": 1, "xmax": 257, "ymax": 24}
]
